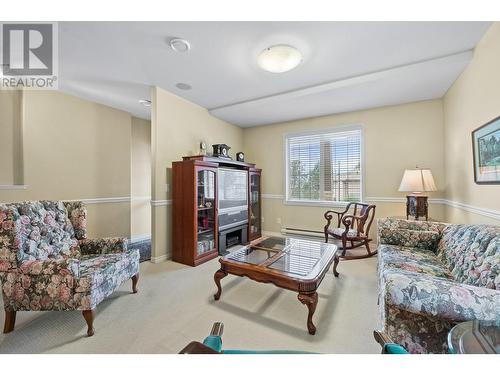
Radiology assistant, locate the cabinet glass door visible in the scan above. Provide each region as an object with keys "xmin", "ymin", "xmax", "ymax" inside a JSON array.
[
  {"xmin": 249, "ymin": 172, "xmax": 261, "ymax": 239},
  {"xmin": 196, "ymin": 169, "xmax": 216, "ymax": 256}
]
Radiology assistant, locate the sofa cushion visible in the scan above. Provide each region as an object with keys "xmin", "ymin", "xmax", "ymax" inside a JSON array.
[
  {"xmin": 437, "ymin": 224, "xmax": 500, "ymax": 289},
  {"xmin": 75, "ymin": 250, "xmax": 140, "ymax": 292},
  {"xmin": 379, "ymin": 229, "xmax": 441, "ymax": 251},
  {"xmin": 378, "ymin": 245, "xmax": 453, "ymax": 280},
  {"xmin": 2, "ymin": 201, "xmax": 80, "ymax": 263},
  {"xmin": 331, "ymin": 227, "xmax": 359, "ymax": 238}
]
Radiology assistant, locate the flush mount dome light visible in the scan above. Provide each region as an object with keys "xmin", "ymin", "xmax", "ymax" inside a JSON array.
[
  {"xmin": 257, "ymin": 45, "xmax": 302, "ymax": 73},
  {"xmin": 175, "ymin": 82, "xmax": 192, "ymax": 90},
  {"xmin": 169, "ymin": 38, "xmax": 191, "ymax": 53}
]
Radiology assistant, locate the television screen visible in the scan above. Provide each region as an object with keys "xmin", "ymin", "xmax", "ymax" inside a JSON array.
[{"xmin": 218, "ymin": 168, "xmax": 248, "ymax": 211}]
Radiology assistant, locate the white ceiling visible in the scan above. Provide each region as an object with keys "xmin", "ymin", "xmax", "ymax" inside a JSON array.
[{"xmin": 58, "ymin": 22, "xmax": 492, "ymax": 127}]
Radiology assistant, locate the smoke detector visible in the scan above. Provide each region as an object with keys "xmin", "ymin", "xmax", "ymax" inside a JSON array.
[{"xmin": 169, "ymin": 38, "xmax": 191, "ymax": 53}]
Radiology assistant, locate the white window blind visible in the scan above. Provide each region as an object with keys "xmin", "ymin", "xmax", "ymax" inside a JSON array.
[{"xmin": 286, "ymin": 127, "xmax": 362, "ymax": 204}]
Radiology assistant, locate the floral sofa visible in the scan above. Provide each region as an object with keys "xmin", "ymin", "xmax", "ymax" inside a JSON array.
[
  {"xmin": 377, "ymin": 218, "xmax": 499, "ymax": 353},
  {"xmin": 0, "ymin": 200, "xmax": 140, "ymax": 336}
]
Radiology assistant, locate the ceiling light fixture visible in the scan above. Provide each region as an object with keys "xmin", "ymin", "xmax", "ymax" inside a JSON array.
[
  {"xmin": 139, "ymin": 99, "xmax": 151, "ymax": 107},
  {"xmin": 175, "ymin": 82, "xmax": 192, "ymax": 90},
  {"xmin": 169, "ymin": 38, "xmax": 191, "ymax": 53},
  {"xmin": 257, "ymin": 45, "xmax": 302, "ymax": 73}
]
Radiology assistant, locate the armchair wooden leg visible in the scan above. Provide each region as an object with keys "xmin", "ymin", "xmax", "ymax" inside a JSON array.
[
  {"xmin": 341, "ymin": 238, "xmax": 347, "ymax": 257},
  {"xmin": 82, "ymin": 310, "xmax": 95, "ymax": 337},
  {"xmin": 132, "ymin": 273, "xmax": 139, "ymax": 294},
  {"xmin": 3, "ymin": 310, "xmax": 16, "ymax": 334}
]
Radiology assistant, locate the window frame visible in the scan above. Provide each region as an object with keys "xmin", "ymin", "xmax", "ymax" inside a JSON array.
[{"xmin": 283, "ymin": 124, "xmax": 365, "ymax": 207}]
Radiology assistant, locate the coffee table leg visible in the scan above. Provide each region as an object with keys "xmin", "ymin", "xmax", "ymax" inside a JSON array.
[
  {"xmin": 214, "ymin": 269, "xmax": 227, "ymax": 301},
  {"xmin": 333, "ymin": 253, "xmax": 340, "ymax": 277},
  {"xmin": 298, "ymin": 292, "xmax": 318, "ymax": 335}
]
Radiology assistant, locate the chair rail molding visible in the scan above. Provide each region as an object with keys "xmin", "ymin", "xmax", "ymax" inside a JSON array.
[
  {"xmin": 0, "ymin": 185, "xmax": 28, "ymax": 190},
  {"xmin": 262, "ymin": 194, "xmax": 284, "ymax": 199},
  {"xmin": 150, "ymin": 199, "xmax": 172, "ymax": 207},
  {"xmin": 442, "ymin": 199, "xmax": 500, "ymax": 221},
  {"xmin": 262, "ymin": 193, "xmax": 500, "ymax": 221},
  {"xmin": 65, "ymin": 196, "xmax": 130, "ymax": 204}
]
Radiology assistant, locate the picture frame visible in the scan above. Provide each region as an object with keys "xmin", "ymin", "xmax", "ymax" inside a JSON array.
[{"xmin": 472, "ymin": 115, "xmax": 500, "ymax": 184}]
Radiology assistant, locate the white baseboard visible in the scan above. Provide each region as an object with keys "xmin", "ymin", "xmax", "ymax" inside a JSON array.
[{"xmin": 150, "ymin": 254, "xmax": 168, "ymax": 263}]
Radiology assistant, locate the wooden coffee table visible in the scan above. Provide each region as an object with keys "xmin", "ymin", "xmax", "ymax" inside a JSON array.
[{"xmin": 213, "ymin": 236, "xmax": 339, "ymax": 335}]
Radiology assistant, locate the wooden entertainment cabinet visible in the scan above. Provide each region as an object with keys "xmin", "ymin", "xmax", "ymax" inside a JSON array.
[{"xmin": 172, "ymin": 155, "xmax": 262, "ymax": 266}]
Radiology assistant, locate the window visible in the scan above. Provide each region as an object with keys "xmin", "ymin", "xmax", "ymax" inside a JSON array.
[{"xmin": 285, "ymin": 126, "xmax": 363, "ymax": 205}]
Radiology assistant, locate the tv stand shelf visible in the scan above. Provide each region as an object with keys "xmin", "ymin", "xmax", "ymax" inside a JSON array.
[{"xmin": 172, "ymin": 156, "xmax": 262, "ymax": 267}]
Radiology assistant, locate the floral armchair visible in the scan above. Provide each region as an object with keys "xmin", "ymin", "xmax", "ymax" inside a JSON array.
[
  {"xmin": 377, "ymin": 218, "xmax": 499, "ymax": 353},
  {"xmin": 0, "ymin": 200, "xmax": 140, "ymax": 337}
]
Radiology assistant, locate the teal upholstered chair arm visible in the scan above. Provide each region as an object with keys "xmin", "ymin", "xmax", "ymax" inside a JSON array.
[
  {"xmin": 374, "ymin": 330, "xmax": 408, "ymax": 354},
  {"xmin": 181, "ymin": 322, "xmax": 317, "ymax": 354},
  {"xmin": 203, "ymin": 335, "xmax": 223, "ymax": 353}
]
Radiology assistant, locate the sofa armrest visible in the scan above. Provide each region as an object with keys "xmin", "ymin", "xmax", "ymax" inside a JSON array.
[
  {"xmin": 18, "ymin": 258, "xmax": 80, "ymax": 277},
  {"xmin": 79, "ymin": 237, "xmax": 128, "ymax": 255},
  {"xmin": 382, "ymin": 270, "xmax": 500, "ymax": 322}
]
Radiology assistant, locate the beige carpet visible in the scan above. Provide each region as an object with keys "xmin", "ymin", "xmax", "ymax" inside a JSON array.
[{"xmin": 0, "ymin": 253, "xmax": 380, "ymax": 353}]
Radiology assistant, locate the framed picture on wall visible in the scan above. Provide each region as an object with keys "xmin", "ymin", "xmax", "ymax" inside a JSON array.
[{"xmin": 472, "ymin": 116, "xmax": 500, "ymax": 184}]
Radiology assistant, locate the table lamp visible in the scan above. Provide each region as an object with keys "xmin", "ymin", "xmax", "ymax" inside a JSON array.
[{"xmin": 398, "ymin": 167, "xmax": 437, "ymax": 220}]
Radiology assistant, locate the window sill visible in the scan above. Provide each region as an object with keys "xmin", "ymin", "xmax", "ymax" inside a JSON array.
[{"xmin": 284, "ymin": 199, "xmax": 352, "ymax": 208}]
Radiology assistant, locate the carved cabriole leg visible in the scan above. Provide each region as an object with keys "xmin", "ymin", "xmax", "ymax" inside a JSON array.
[
  {"xmin": 82, "ymin": 309, "xmax": 95, "ymax": 337},
  {"xmin": 333, "ymin": 254, "xmax": 340, "ymax": 277},
  {"xmin": 132, "ymin": 273, "xmax": 139, "ymax": 293},
  {"xmin": 298, "ymin": 292, "xmax": 318, "ymax": 335},
  {"xmin": 213, "ymin": 269, "xmax": 227, "ymax": 301},
  {"xmin": 3, "ymin": 310, "xmax": 16, "ymax": 333}
]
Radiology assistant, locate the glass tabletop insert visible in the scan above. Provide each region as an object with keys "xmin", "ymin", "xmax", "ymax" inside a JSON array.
[
  {"xmin": 226, "ymin": 237, "xmax": 335, "ymax": 277},
  {"xmin": 227, "ymin": 246, "xmax": 278, "ymax": 265}
]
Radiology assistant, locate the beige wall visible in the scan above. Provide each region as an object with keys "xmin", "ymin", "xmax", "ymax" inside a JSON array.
[
  {"xmin": 131, "ymin": 116, "xmax": 151, "ymax": 239},
  {"xmin": 0, "ymin": 91, "xmax": 23, "ymax": 185},
  {"xmin": 242, "ymin": 100, "xmax": 446, "ymax": 236},
  {"xmin": 151, "ymin": 86, "xmax": 244, "ymax": 261},
  {"xmin": 0, "ymin": 90, "xmax": 132, "ymax": 239},
  {"xmin": 443, "ymin": 22, "xmax": 500, "ymax": 225}
]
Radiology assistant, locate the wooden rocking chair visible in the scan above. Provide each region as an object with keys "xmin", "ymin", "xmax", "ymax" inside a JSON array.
[{"xmin": 324, "ymin": 202, "xmax": 376, "ymax": 259}]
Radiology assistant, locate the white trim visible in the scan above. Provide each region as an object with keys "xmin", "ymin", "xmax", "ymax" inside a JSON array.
[
  {"xmin": 283, "ymin": 124, "xmax": 365, "ymax": 205},
  {"xmin": 263, "ymin": 194, "xmax": 500, "ymax": 221},
  {"xmin": 66, "ymin": 196, "xmax": 130, "ymax": 204},
  {"xmin": 150, "ymin": 254, "xmax": 168, "ymax": 263},
  {"xmin": 442, "ymin": 199, "xmax": 500, "ymax": 221},
  {"xmin": 150, "ymin": 199, "xmax": 172, "ymax": 207},
  {"xmin": 284, "ymin": 199, "xmax": 350, "ymax": 208},
  {"xmin": 365, "ymin": 196, "xmax": 406, "ymax": 203},
  {"xmin": 0, "ymin": 185, "xmax": 28, "ymax": 190},
  {"xmin": 365, "ymin": 196, "xmax": 445, "ymax": 204},
  {"xmin": 129, "ymin": 234, "xmax": 151, "ymax": 244},
  {"xmin": 262, "ymin": 194, "xmax": 284, "ymax": 199}
]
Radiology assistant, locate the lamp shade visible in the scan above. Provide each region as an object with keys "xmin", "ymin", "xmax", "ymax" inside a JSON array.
[{"xmin": 398, "ymin": 169, "xmax": 437, "ymax": 193}]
